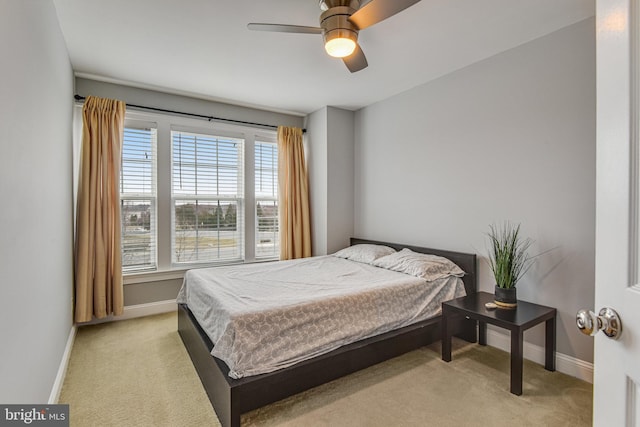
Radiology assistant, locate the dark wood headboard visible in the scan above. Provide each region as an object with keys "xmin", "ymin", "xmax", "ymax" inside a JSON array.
[{"xmin": 350, "ymin": 237, "xmax": 477, "ymax": 297}]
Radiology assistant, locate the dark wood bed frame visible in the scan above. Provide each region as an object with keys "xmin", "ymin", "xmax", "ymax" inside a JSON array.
[{"xmin": 178, "ymin": 237, "xmax": 477, "ymax": 427}]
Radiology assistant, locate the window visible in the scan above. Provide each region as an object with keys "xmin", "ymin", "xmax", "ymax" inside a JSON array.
[
  {"xmin": 255, "ymin": 141, "xmax": 279, "ymax": 258},
  {"xmin": 171, "ymin": 130, "xmax": 244, "ymax": 265},
  {"xmin": 116, "ymin": 110, "xmax": 279, "ymax": 275},
  {"xmin": 120, "ymin": 126, "xmax": 157, "ymax": 272}
]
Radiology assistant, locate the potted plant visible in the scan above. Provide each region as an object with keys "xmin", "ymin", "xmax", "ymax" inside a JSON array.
[{"xmin": 487, "ymin": 222, "xmax": 535, "ymax": 308}]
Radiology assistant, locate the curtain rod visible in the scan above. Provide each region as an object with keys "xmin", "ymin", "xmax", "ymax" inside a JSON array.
[{"xmin": 73, "ymin": 95, "xmax": 306, "ymax": 133}]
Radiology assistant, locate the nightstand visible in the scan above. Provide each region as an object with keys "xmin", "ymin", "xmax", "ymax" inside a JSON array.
[{"xmin": 441, "ymin": 291, "xmax": 556, "ymax": 395}]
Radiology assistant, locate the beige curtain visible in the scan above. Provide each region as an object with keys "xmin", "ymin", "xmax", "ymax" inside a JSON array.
[
  {"xmin": 75, "ymin": 96, "xmax": 126, "ymax": 322},
  {"xmin": 278, "ymin": 126, "xmax": 311, "ymax": 260}
]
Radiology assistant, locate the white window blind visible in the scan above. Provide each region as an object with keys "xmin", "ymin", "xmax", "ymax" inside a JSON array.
[
  {"xmin": 255, "ymin": 141, "xmax": 279, "ymax": 258},
  {"xmin": 171, "ymin": 130, "xmax": 244, "ymax": 265},
  {"xmin": 120, "ymin": 126, "xmax": 157, "ymax": 272}
]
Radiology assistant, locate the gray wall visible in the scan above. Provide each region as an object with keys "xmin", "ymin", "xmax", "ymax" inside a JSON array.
[
  {"xmin": 306, "ymin": 108, "xmax": 329, "ymax": 255},
  {"xmin": 326, "ymin": 107, "xmax": 355, "ymax": 254},
  {"xmin": 124, "ymin": 279, "xmax": 183, "ymax": 306},
  {"xmin": 0, "ymin": 1, "xmax": 74, "ymax": 402},
  {"xmin": 354, "ymin": 18, "xmax": 596, "ymax": 362},
  {"xmin": 75, "ymin": 78, "xmax": 304, "ymax": 130},
  {"xmin": 306, "ymin": 107, "xmax": 355, "ymax": 256}
]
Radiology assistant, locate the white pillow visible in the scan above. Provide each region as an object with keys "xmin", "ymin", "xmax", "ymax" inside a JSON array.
[
  {"xmin": 333, "ymin": 244, "xmax": 397, "ymax": 264},
  {"xmin": 372, "ymin": 248, "xmax": 465, "ymax": 281}
]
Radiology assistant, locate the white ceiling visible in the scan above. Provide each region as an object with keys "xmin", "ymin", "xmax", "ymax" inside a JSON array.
[{"xmin": 52, "ymin": 0, "xmax": 594, "ymax": 116}]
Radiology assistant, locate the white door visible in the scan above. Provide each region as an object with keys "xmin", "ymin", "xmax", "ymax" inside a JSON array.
[{"xmin": 593, "ymin": 0, "xmax": 640, "ymax": 424}]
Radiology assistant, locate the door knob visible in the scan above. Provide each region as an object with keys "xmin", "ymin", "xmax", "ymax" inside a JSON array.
[{"xmin": 576, "ymin": 307, "xmax": 622, "ymax": 340}]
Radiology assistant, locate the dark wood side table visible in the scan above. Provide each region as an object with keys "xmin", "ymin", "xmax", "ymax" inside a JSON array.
[{"xmin": 441, "ymin": 291, "xmax": 556, "ymax": 395}]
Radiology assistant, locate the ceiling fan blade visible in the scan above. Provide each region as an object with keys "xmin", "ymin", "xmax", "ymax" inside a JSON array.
[
  {"xmin": 247, "ymin": 23, "xmax": 323, "ymax": 34},
  {"xmin": 343, "ymin": 44, "xmax": 368, "ymax": 73},
  {"xmin": 349, "ymin": 0, "xmax": 422, "ymax": 30}
]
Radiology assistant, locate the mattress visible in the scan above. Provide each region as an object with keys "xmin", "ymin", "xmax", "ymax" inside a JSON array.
[{"xmin": 176, "ymin": 255, "xmax": 466, "ymax": 379}]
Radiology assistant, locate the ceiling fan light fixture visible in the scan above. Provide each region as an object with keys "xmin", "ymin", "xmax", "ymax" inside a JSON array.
[
  {"xmin": 324, "ymin": 29, "xmax": 357, "ymax": 58},
  {"xmin": 325, "ymin": 37, "xmax": 356, "ymax": 57}
]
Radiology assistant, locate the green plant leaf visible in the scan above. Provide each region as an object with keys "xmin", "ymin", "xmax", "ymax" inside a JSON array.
[{"xmin": 486, "ymin": 222, "xmax": 536, "ymax": 289}]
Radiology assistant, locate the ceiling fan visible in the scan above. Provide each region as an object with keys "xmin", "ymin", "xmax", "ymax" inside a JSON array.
[{"xmin": 247, "ymin": 0, "xmax": 422, "ymax": 73}]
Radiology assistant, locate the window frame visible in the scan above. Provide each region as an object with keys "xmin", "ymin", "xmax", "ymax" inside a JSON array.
[
  {"xmin": 120, "ymin": 119, "xmax": 158, "ymax": 273},
  {"xmin": 119, "ymin": 110, "xmax": 279, "ymax": 280},
  {"xmin": 254, "ymin": 138, "xmax": 280, "ymax": 259},
  {"xmin": 170, "ymin": 128, "xmax": 246, "ymax": 268}
]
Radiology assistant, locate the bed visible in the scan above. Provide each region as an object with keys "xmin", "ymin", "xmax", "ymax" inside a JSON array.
[{"xmin": 177, "ymin": 238, "xmax": 477, "ymax": 427}]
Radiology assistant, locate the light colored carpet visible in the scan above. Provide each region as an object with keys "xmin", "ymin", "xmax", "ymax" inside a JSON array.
[{"xmin": 60, "ymin": 312, "xmax": 592, "ymax": 426}]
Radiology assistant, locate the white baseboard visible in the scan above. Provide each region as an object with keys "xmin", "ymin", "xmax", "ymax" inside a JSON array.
[
  {"xmin": 485, "ymin": 329, "xmax": 594, "ymax": 383},
  {"xmin": 49, "ymin": 325, "xmax": 76, "ymax": 404},
  {"xmin": 122, "ymin": 299, "xmax": 177, "ymax": 319},
  {"xmin": 78, "ymin": 299, "xmax": 177, "ymax": 326}
]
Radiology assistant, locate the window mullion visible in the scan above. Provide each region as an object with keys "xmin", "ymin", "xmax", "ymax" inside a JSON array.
[
  {"xmin": 245, "ymin": 135, "xmax": 256, "ymax": 262},
  {"xmin": 155, "ymin": 120, "xmax": 172, "ymax": 271}
]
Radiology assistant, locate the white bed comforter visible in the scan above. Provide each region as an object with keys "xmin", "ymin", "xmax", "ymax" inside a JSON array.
[{"xmin": 176, "ymin": 255, "xmax": 465, "ymax": 379}]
